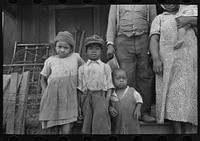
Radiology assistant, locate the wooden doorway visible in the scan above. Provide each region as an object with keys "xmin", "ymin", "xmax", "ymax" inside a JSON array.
[{"xmin": 55, "ymin": 7, "xmax": 95, "ymax": 60}]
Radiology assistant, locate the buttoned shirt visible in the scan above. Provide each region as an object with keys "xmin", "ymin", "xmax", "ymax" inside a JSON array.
[
  {"xmin": 78, "ymin": 59, "xmax": 114, "ymax": 92},
  {"xmin": 106, "ymin": 5, "xmax": 157, "ymax": 45}
]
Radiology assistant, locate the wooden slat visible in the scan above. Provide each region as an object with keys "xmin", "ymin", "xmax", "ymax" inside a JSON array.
[
  {"xmin": 3, "ymin": 74, "xmax": 22, "ymax": 130},
  {"xmin": 14, "ymin": 71, "xmax": 30, "ymax": 134},
  {"xmin": 3, "ymin": 75, "xmax": 11, "ymax": 93},
  {"xmin": 6, "ymin": 73, "xmax": 18, "ymax": 134}
]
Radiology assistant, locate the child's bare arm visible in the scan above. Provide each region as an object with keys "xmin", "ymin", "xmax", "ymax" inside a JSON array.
[
  {"xmin": 134, "ymin": 103, "xmax": 142, "ymax": 119},
  {"xmin": 77, "ymin": 89, "xmax": 83, "ymax": 118},
  {"xmin": 40, "ymin": 75, "xmax": 47, "ymax": 94},
  {"xmin": 106, "ymin": 88, "xmax": 112, "ymax": 102}
]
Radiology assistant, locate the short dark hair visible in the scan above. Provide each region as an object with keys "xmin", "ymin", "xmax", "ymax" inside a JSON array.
[{"xmin": 112, "ymin": 68, "xmax": 128, "ymax": 79}]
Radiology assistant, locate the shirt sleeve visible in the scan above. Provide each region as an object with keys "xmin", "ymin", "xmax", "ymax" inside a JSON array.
[
  {"xmin": 134, "ymin": 90, "xmax": 143, "ymax": 104},
  {"xmin": 40, "ymin": 58, "xmax": 51, "ymax": 78},
  {"xmin": 149, "ymin": 14, "xmax": 162, "ymax": 37},
  {"xmin": 105, "ymin": 64, "xmax": 115, "ymax": 90},
  {"xmin": 149, "ymin": 5, "xmax": 157, "ymax": 26},
  {"xmin": 77, "ymin": 66, "xmax": 84, "ymax": 92},
  {"xmin": 106, "ymin": 5, "xmax": 117, "ymax": 45}
]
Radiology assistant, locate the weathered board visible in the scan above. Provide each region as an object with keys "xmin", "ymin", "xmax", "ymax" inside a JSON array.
[
  {"xmin": 6, "ymin": 73, "xmax": 18, "ymax": 134},
  {"xmin": 15, "ymin": 71, "xmax": 30, "ymax": 134},
  {"xmin": 3, "ymin": 72, "xmax": 29, "ymax": 134}
]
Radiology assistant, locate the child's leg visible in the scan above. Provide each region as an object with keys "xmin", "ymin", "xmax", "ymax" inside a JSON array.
[
  {"xmin": 174, "ymin": 28, "xmax": 186, "ymax": 50},
  {"xmin": 172, "ymin": 121, "xmax": 183, "ymax": 134},
  {"xmin": 60, "ymin": 123, "xmax": 72, "ymax": 134}
]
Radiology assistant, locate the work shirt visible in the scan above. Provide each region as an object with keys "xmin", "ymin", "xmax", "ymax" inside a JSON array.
[
  {"xmin": 78, "ymin": 59, "xmax": 114, "ymax": 92},
  {"xmin": 106, "ymin": 5, "xmax": 157, "ymax": 44}
]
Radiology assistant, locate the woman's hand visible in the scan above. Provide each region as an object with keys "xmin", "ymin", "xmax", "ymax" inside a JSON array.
[
  {"xmin": 107, "ymin": 44, "xmax": 115, "ymax": 60},
  {"xmin": 153, "ymin": 58, "xmax": 163, "ymax": 75}
]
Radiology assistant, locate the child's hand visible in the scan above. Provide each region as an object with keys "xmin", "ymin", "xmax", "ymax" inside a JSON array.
[
  {"xmin": 78, "ymin": 107, "xmax": 83, "ymax": 120},
  {"xmin": 109, "ymin": 106, "xmax": 118, "ymax": 117},
  {"xmin": 134, "ymin": 108, "xmax": 141, "ymax": 119}
]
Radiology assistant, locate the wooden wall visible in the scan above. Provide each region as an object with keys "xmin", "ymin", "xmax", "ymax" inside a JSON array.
[
  {"xmin": 3, "ymin": 9, "xmax": 17, "ymax": 64},
  {"xmin": 3, "ymin": 5, "xmax": 111, "ymax": 64}
]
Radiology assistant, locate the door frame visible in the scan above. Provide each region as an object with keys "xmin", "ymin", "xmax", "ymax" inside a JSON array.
[{"xmin": 48, "ymin": 5, "xmax": 100, "ymax": 43}]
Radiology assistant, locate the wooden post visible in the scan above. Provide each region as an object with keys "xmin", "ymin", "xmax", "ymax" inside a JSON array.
[
  {"xmin": 15, "ymin": 71, "xmax": 30, "ymax": 134},
  {"xmin": 6, "ymin": 73, "xmax": 18, "ymax": 134}
]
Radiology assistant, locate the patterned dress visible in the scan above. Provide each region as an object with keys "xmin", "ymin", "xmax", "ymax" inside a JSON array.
[
  {"xmin": 150, "ymin": 11, "xmax": 197, "ymax": 126},
  {"xmin": 39, "ymin": 53, "xmax": 85, "ymax": 129}
]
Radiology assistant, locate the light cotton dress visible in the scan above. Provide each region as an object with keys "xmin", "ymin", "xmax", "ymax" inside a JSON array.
[
  {"xmin": 150, "ymin": 10, "xmax": 197, "ymax": 126},
  {"xmin": 39, "ymin": 53, "xmax": 85, "ymax": 129}
]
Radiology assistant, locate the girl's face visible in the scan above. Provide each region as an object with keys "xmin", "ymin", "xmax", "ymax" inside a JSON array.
[
  {"xmin": 86, "ymin": 44, "xmax": 101, "ymax": 60},
  {"xmin": 56, "ymin": 41, "xmax": 72, "ymax": 58},
  {"xmin": 113, "ymin": 70, "xmax": 127, "ymax": 89},
  {"xmin": 162, "ymin": 4, "xmax": 179, "ymax": 12}
]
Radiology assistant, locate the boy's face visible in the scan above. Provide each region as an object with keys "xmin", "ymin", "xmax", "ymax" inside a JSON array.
[
  {"xmin": 86, "ymin": 44, "xmax": 101, "ymax": 61},
  {"xmin": 113, "ymin": 70, "xmax": 127, "ymax": 89},
  {"xmin": 56, "ymin": 41, "xmax": 72, "ymax": 58}
]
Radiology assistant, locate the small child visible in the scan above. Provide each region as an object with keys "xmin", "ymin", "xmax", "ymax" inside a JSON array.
[
  {"xmin": 39, "ymin": 31, "xmax": 85, "ymax": 134},
  {"xmin": 109, "ymin": 68, "xmax": 143, "ymax": 134},
  {"xmin": 174, "ymin": 5, "xmax": 197, "ymax": 49},
  {"xmin": 78, "ymin": 35, "xmax": 114, "ymax": 134}
]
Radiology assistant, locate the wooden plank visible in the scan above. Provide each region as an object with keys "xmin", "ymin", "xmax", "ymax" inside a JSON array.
[
  {"xmin": 3, "ymin": 74, "xmax": 22, "ymax": 128},
  {"xmin": 14, "ymin": 71, "xmax": 30, "ymax": 134},
  {"xmin": 3, "ymin": 75, "xmax": 11, "ymax": 93},
  {"xmin": 6, "ymin": 73, "xmax": 18, "ymax": 134}
]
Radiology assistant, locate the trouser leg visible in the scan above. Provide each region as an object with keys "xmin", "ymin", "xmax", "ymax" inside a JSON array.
[
  {"xmin": 135, "ymin": 34, "xmax": 154, "ymax": 115},
  {"xmin": 92, "ymin": 94, "xmax": 111, "ymax": 134},
  {"xmin": 82, "ymin": 95, "xmax": 92, "ymax": 134},
  {"xmin": 116, "ymin": 35, "xmax": 136, "ymax": 88}
]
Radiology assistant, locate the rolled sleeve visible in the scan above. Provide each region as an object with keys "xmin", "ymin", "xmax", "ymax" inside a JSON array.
[
  {"xmin": 106, "ymin": 5, "xmax": 117, "ymax": 44},
  {"xmin": 40, "ymin": 58, "xmax": 51, "ymax": 77},
  {"xmin": 134, "ymin": 90, "xmax": 143, "ymax": 104},
  {"xmin": 149, "ymin": 15, "xmax": 162, "ymax": 37}
]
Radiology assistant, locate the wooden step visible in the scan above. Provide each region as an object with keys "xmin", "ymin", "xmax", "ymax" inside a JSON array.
[
  {"xmin": 139, "ymin": 121, "xmax": 173, "ymax": 134},
  {"xmin": 72, "ymin": 121, "xmax": 173, "ymax": 134}
]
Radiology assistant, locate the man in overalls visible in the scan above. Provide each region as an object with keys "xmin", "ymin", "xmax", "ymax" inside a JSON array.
[{"xmin": 106, "ymin": 5, "xmax": 157, "ymax": 122}]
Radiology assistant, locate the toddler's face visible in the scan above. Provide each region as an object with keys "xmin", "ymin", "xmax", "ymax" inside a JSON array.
[
  {"xmin": 86, "ymin": 44, "xmax": 101, "ymax": 60},
  {"xmin": 113, "ymin": 70, "xmax": 127, "ymax": 89},
  {"xmin": 56, "ymin": 41, "xmax": 72, "ymax": 58}
]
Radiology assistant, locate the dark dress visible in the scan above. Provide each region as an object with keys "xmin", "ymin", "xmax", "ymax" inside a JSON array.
[{"xmin": 111, "ymin": 87, "xmax": 141, "ymax": 134}]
